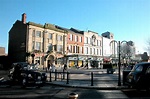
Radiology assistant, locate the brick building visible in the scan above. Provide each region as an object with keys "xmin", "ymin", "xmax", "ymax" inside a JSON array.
[
  {"xmin": 0, "ymin": 47, "xmax": 6, "ymax": 56},
  {"xmin": 8, "ymin": 13, "xmax": 68, "ymax": 69}
]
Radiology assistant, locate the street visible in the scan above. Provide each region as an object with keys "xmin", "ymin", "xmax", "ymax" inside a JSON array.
[
  {"xmin": 0, "ymin": 85, "xmax": 150, "ymax": 99},
  {"xmin": 0, "ymin": 85, "xmax": 127, "ymax": 99},
  {"xmin": 1, "ymin": 69, "xmax": 150, "ymax": 99}
]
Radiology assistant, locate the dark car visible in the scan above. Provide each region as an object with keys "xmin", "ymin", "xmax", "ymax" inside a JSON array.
[
  {"xmin": 8, "ymin": 62, "xmax": 47, "ymax": 88},
  {"xmin": 126, "ymin": 62, "xmax": 150, "ymax": 91}
]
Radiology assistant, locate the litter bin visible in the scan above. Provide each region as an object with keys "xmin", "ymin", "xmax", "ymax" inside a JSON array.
[
  {"xmin": 103, "ymin": 63, "xmax": 114, "ymax": 74},
  {"xmin": 123, "ymin": 70, "xmax": 131, "ymax": 85}
]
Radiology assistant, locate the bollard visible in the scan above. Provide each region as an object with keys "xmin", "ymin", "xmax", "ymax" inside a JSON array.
[
  {"xmin": 58, "ymin": 72, "xmax": 61, "ymax": 80},
  {"xmin": 66, "ymin": 71, "xmax": 69, "ymax": 84},
  {"xmin": 61, "ymin": 72, "xmax": 63, "ymax": 81},
  {"xmin": 58, "ymin": 72, "xmax": 59, "ymax": 79},
  {"xmin": 91, "ymin": 72, "xmax": 93, "ymax": 86},
  {"xmin": 63, "ymin": 69, "xmax": 65, "ymax": 79},
  {"xmin": 68, "ymin": 93, "xmax": 78, "ymax": 99},
  {"xmin": 55, "ymin": 69, "xmax": 57, "ymax": 81},
  {"xmin": 49, "ymin": 70, "xmax": 52, "ymax": 82}
]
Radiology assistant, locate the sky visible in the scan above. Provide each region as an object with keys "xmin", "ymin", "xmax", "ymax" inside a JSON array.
[{"xmin": 1, "ymin": 0, "xmax": 150, "ymax": 54}]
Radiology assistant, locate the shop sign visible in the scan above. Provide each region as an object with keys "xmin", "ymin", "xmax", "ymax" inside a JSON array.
[{"xmin": 68, "ymin": 57, "xmax": 77, "ymax": 60}]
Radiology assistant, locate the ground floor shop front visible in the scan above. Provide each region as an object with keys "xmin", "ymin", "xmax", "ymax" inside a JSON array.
[{"xmin": 28, "ymin": 52, "xmax": 113, "ymax": 70}]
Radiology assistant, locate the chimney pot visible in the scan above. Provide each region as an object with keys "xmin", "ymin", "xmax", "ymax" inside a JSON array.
[{"xmin": 22, "ymin": 13, "xmax": 26, "ymax": 24}]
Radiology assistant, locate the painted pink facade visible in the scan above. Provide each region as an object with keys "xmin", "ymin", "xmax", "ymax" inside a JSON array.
[{"xmin": 67, "ymin": 33, "xmax": 84, "ymax": 54}]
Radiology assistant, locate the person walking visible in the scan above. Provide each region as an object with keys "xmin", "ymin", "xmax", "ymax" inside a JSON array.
[
  {"xmin": 47, "ymin": 63, "xmax": 50, "ymax": 71},
  {"xmin": 51, "ymin": 63, "xmax": 55, "ymax": 72},
  {"xmin": 63, "ymin": 64, "xmax": 67, "ymax": 71},
  {"xmin": 84, "ymin": 63, "xmax": 88, "ymax": 69}
]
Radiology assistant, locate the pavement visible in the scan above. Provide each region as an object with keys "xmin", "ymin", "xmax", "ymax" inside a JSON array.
[
  {"xmin": 0, "ymin": 68, "xmax": 129, "ymax": 90},
  {"xmin": 45, "ymin": 68, "xmax": 128, "ymax": 90}
]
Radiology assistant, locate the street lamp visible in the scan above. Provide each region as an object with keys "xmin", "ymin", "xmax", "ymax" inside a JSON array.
[
  {"xmin": 110, "ymin": 40, "xmax": 128, "ymax": 86},
  {"xmin": 62, "ymin": 30, "xmax": 68, "ymax": 65},
  {"xmin": 77, "ymin": 54, "xmax": 79, "ymax": 67},
  {"xmin": 31, "ymin": 53, "xmax": 35, "ymax": 64},
  {"xmin": 74, "ymin": 43, "xmax": 79, "ymax": 67}
]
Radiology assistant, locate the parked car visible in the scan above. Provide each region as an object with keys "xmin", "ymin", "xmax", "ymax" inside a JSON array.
[
  {"xmin": 8, "ymin": 62, "xmax": 47, "ymax": 88},
  {"xmin": 126, "ymin": 62, "xmax": 150, "ymax": 91}
]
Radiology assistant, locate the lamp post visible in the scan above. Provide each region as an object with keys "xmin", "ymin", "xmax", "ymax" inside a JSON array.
[
  {"xmin": 31, "ymin": 53, "xmax": 35, "ymax": 64},
  {"xmin": 62, "ymin": 30, "xmax": 68, "ymax": 65},
  {"xmin": 77, "ymin": 54, "xmax": 79, "ymax": 67},
  {"xmin": 74, "ymin": 43, "xmax": 79, "ymax": 67},
  {"xmin": 110, "ymin": 40, "xmax": 128, "ymax": 86},
  {"xmin": 118, "ymin": 41, "xmax": 121, "ymax": 86}
]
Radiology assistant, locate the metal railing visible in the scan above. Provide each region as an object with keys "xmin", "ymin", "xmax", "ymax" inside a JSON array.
[{"xmin": 47, "ymin": 69, "xmax": 101, "ymax": 86}]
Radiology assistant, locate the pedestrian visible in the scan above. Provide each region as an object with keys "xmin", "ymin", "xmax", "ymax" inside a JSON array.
[
  {"xmin": 84, "ymin": 63, "xmax": 88, "ymax": 69},
  {"xmin": 51, "ymin": 63, "xmax": 55, "ymax": 72},
  {"xmin": 13, "ymin": 64, "xmax": 21, "ymax": 79},
  {"xmin": 75, "ymin": 65, "xmax": 78, "ymax": 69},
  {"xmin": 63, "ymin": 64, "xmax": 67, "ymax": 71},
  {"xmin": 47, "ymin": 63, "xmax": 50, "ymax": 71}
]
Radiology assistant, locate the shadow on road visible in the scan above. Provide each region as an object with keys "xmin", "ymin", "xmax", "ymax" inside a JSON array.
[{"xmin": 121, "ymin": 88, "xmax": 150, "ymax": 98}]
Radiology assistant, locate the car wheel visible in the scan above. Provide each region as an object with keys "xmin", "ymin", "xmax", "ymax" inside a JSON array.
[{"xmin": 22, "ymin": 78, "xmax": 27, "ymax": 88}]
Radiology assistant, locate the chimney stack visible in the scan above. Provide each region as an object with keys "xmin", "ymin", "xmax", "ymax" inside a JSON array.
[{"xmin": 22, "ymin": 13, "xmax": 26, "ymax": 24}]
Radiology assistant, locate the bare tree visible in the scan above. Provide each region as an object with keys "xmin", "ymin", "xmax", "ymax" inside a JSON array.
[
  {"xmin": 141, "ymin": 52, "xmax": 149, "ymax": 62},
  {"xmin": 145, "ymin": 38, "xmax": 150, "ymax": 56},
  {"xmin": 120, "ymin": 41, "xmax": 134, "ymax": 64}
]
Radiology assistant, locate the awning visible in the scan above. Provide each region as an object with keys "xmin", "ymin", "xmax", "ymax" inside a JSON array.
[{"xmin": 103, "ymin": 58, "xmax": 111, "ymax": 62}]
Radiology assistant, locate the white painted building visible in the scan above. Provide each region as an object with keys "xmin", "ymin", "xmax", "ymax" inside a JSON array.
[
  {"xmin": 102, "ymin": 37, "xmax": 112, "ymax": 57},
  {"xmin": 84, "ymin": 30, "xmax": 102, "ymax": 57},
  {"xmin": 101, "ymin": 32, "xmax": 115, "ymax": 63},
  {"xmin": 83, "ymin": 30, "xmax": 103, "ymax": 68}
]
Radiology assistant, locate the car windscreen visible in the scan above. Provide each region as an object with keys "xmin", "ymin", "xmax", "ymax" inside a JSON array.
[
  {"xmin": 27, "ymin": 64, "xmax": 39, "ymax": 70},
  {"xmin": 131, "ymin": 64, "xmax": 142, "ymax": 72}
]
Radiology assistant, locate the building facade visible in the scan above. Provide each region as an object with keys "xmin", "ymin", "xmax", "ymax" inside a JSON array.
[
  {"xmin": 83, "ymin": 30, "xmax": 103, "ymax": 68},
  {"xmin": 8, "ymin": 13, "xmax": 139, "ymax": 69},
  {"xmin": 0, "ymin": 47, "xmax": 6, "ymax": 56},
  {"xmin": 66, "ymin": 28, "xmax": 84, "ymax": 67},
  {"xmin": 101, "ymin": 32, "xmax": 114, "ymax": 63},
  {"xmin": 8, "ymin": 13, "xmax": 67, "ymax": 69},
  {"xmin": 0, "ymin": 47, "xmax": 8, "ymax": 69},
  {"xmin": 8, "ymin": 13, "xmax": 116, "ymax": 68}
]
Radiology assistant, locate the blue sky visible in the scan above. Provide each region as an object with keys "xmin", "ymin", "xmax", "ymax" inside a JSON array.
[{"xmin": 1, "ymin": 0, "xmax": 150, "ymax": 54}]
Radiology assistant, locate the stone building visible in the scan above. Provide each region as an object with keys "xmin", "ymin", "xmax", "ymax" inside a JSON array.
[
  {"xmin": 0, "ymin": 47, "xmax": 9, "ymax": 69},
  {"xmin": 8, "ymin": 13, "xmax": 67, "ymax": 69},
  {"xmin": 65, "ymin": 28, "xmax": 84, "ymax": 67},
  {"xmin": 84, "ymin": 30, "xmax": 103, "ymax": 68},
  {"xmin": 0, "ymin": 47, "xmax": 6, "ymax": 56},
  {"xmin": 9, "ymin": 13, "xmax": 138, "ymax": 69}
]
